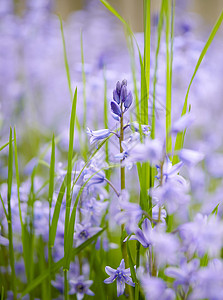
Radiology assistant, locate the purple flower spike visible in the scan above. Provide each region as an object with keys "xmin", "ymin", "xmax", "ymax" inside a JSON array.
[
  {"xmin": 111, "ymin": 100, "xmax": 122, "ymax": 117},
  {"xmin": 104, "ymin": 259, "xmax": 135, "ymax": 297}
]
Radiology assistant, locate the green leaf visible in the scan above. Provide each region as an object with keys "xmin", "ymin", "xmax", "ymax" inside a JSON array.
[
  {"xmin": 126, "ymin": 238, "xmax": 137, "ymax": 283},
  {"xmin": 173, "ymin": 9, "xmax": 223, "ymax": 164},
  {"xmin": 49, "ymin": 175, "xmax": 66, "ymax": 247},
  {"xmin": 7, "ymin": 127, "xmax": 17, "ymax": 298},
  {"xmin": 49, "ymin": 134, "xmax": 55, "ymax": 207},
  {"xmin": 211, "ymin": 203, "xmax": 219, "ymax": 216},
  {"xmin": 65, "ymin": 88, "xmax": 78, "ymax": 243},
  {"xmin": 0, "ymin": 140, "xmax": 14, "ymax": 152}
]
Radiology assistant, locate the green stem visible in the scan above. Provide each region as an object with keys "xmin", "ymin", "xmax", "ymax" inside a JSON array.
[
  {"xmin": 7, "ymin": 128, "xmax": 17, "ymax": 300},
  {"xmin": 64, "ymin": 269, "xmax": 68, "ymax": 300}
]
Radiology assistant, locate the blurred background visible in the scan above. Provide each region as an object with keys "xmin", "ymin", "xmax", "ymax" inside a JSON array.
[{"xmin": 14, "ymin": 0, "xmax": 223, "ymax": 32}]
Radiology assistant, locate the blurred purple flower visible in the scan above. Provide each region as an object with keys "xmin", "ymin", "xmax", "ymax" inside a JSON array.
[
  {"xmin": 165, "ymin": 258, "xmax": 199, "ymax": 293},
  {"xmin": 178, "ymin": 149, "xmax": 204, "ymax": 167},
  {"xmin": 74, "ymin": 223, "xmax": 101, "ymax": 247},
  {"xmin": 139, "ymin": 273, "xmax": 175, "ymax": 300},
  {"xmin": 104, "ymin": 259, "xmax": 135, "ymax": 297},
  {"xmin": 69, "ymin": 275, "xmax": 94, "ymax": 300}
]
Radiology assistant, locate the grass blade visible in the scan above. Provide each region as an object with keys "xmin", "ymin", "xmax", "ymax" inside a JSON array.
[{"xmin": 7, "ymin": 128, "xmax": 17, "ymax": 299}]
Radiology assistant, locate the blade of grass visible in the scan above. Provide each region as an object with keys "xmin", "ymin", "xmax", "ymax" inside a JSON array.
[
  {"xmin": 64, "ymin": 88, "xmax": 78, "ymax": 244},
  {"xmin": 165, "ymin": 0, "xmax": 172, "ymax": 156},
  {"xmin": 7, "ymin": 128, "xmax": 17, "ymax": 299},
  {"xmin": 0, "ymin": 193, "xmax": 7, "ymax": 218},
  {"xmin": 173, "ymin": 9, "xmax": 223, "ymax": 164},
  {"xmin": 48, "ymin": 134, "xmax": 55, "ymax": 299},
  {"xmin": 0, "ymin": 140, "xmax": 14, "ymax": 152},
  {"xmin": 64, "ymin": 88, "xmax": 78, "ymax": 299}
]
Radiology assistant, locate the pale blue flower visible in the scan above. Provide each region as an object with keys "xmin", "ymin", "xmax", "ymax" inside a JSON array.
[
  {"xmin": 86, "ymin": 128, "xmax": 110, "ymax": 147},
  {"xmin": 69, "ymin": 275, "xmax": 94, "ymax": 300},
  {"xmin": 104, "ymin": 259, "xmax": 135, "ymax": 297}
]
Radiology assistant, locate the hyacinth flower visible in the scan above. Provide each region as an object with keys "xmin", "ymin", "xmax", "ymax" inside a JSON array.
[
  {"xmin": 104, "ymin": 259, "xmax": 135, "ymax": 297},
  {"xmin": 128, "ymin": 218, "xmax": 153, "ymax": 248},
  {"xmin": 74, "ymin": 223, "xmax": 102, "ymax": 247},
  {"xmin": 86, "ymin": 128, "xmax": 111, "ymax": 148},
  {"xmin": 165, "ymin": 258, "xmax": 199, "ymax": 294},
  {"xmin": 111, "ymin": 80, "xmax": 133, "ymax": 118},
  {"xmin": 69, "ymin": 275, "xmax": 94, "ymax": 300},
  {"xmin": 138, "ymin": 273, "xmax": 175, "ymax": 300}
]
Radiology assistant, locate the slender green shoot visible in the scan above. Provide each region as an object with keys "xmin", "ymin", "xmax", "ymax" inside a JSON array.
[{"xmin": 7, "ymin": 128, "xmax": 17, "ymax": 299}]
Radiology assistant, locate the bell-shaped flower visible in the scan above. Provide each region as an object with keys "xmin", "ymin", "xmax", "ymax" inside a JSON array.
[
  {"xmin": 87, "ymin": 128, "xmax": 110, "ymax": 147},
  {"xmin": 129, "ymin": 218, "xmax": 153, "ymax": 248},
  {"xmin": 69, "ymin": 275, "xmax": 94, "ymax": 300},
  {"xmin": 124, "ymin": 91, "xmax": 133, "ymax": 109},
  {"xmin": 178, "ymin": 148, "xmax": 204, "ymax": 167},
  {"xmin": 138, "ymin": 272, "xmax": 175, "ymax": 300},
  {"xmin": 171, "ymin": 113, "xmax": 194, "ymax": 135},
  {"xmin": 165, "ymin": 258, "xmax": 199, "ymax": 293},
  {"xmin": 111, "ymin": 100, "xmax": 122, "ymax": 117},
  {"xmin": 104, "ymin": 259, "xmax": 135, "ymax": 297},
  {"xmin": 74, "ymin": 223, "xmax": 102, "ymax": 247}
]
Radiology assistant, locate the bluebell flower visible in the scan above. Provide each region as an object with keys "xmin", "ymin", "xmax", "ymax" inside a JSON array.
[
  {"xmin": 179, "ymin": 214, "xmax": 223, "ymax": 258},
  {"xmin": 104, "ymin": 259, "xmax": 135, "ymax": 297},
  {"xmin": 190, "ymin": 259, "xmax": 223, "ymax": 300},
  {"xmin": 80, "ymin": 197, "xmax": 108, "ymax": 226},
  {"xmin": 156, "ymin": 156, "xmax": 184, "ymax": 183},
  {"xmin": 86, "ymin": 128, "xmax": 110, "ymax": 147},
  {"xmin": 171, "ymin": 113, "xmax": 194, "ymax": 134},
  {"xmin": 151, "ymin": 178, "xmax": 190, "ymax": 215},
  {"xmin": 111, "ymin": 79, "xmax": 133, "ymax": 118},
  {"xmin": 74, "ymin": 223, "xmax": 102, "ymax": 247},
  {"xmin": 69, "ymin": 275, "xmax": 94, "ymax": 300},
  {"xmin": 165, "ymin": 258, "xmax": 199, "ymax": 293},
  {"xmin": 178, "ymin": 148, "xmax": 204, "ymax": 167},
  {"xmin": 138, "ymin": 272, "xmax": 175, "ymax": 300},
  {"xmin": 151, "ymin": 226, "xmax": 180, "ymax": 268},
  {"xmin": 129, "ymin": 218, "xmax": 153, "ymax": 248},
  {"xmin": 111, "ymin": 100, "xmax": 122, "ymax": 117},
  {"xmin": 115, "ymin": 191, "xmax": 142, "ymax": 234}
]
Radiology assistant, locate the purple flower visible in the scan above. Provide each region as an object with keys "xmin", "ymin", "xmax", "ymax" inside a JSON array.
[
  {"xmin": 190, "ymin": 259, "xmax": 223, "ymax": 300},
  {"xmin": 104, "ymin": 259, "xmax": 135, "ymax": 297},
  {"xmin": 151, "ymin": 226, "xmax": 180, "ymax": 268},
  {"xmin": 111, "ymin": 79, "xmax": 133, "ymax": 117},
  {"xmin": 171, "ymin": 113, "xmax": 194, "ymax": 134},
  {"xmin": 115, "ymin": 191, "xmax": 142, "ymax": 234},
  {"xmin": 74, "ymin": 223, "xmax": 102, "ymax": 247},
  {"xmin": 178, "ymin": 149, "xmax": 204, "ymax": 167},
  {"xmin": 165, "ymin": 258, "xmax": 199, "ymax": 293},
  {"xmin": 69, "ymin": 275, "xmax": 94, "ymax": 300},
  {"xmin": 86, "ymin": 128, "xmax": 110, "ymax": 147},
  {"xmin": 156, "ymin": 157, "xmax": 184, "ymax": 183},
  {"xmin": 80, "ymin": 197, "xmax": 108, "ymax": 226},
  {"xmin": 138, "ymin": 273, "xmax": 175, "ymax": 300},
  {"xmin": 129, "ymin": 218, "xmax": 152, "ymax": 248},
  {"xmin": 111, "ymin": 100, "xmax": 122, "ymax": 117},
  {"xmin": 179, "ymin": 214, "xmax": 223, "ymax": 258}
]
